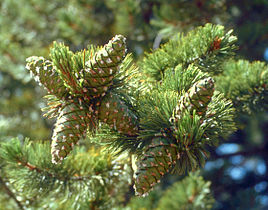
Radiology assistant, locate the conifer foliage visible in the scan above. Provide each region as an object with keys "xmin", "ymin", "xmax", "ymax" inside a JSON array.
[
  {"xmin": 25, "ymin": 23, "xmax": 241, "ymax": 200},
  {"xmin": 26, "ymin": 35, "xmax": 139, "ymax": 164},
  {"xmin": 134, "ymin": 77, "xmax": 217, "ymax": 196},
  {"xmin": 1, "ymin": 1, "xmax": 268, "ymax": 209},
  {"xmin": 127, "ymin": 172, "xmax": 215, "ymax": 210},
  {"xmin": 129, "ymin": 24, "xmax": 238, "ymax": 196}
]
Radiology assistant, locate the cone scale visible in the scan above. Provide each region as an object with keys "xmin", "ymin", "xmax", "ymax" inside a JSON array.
[
  {"xmin": 134, "ymin": 137, "xmax": 179, "ymax": 196},
  {"xmin": 51, "ymin": 98, "xmax": 97, "ymax": 163},
  {"xmin": 83, "ymin": 35, "xmax": 127, "ymax": 97},
  {"xmin": 175, "ymin": 77, "xmax": 215, "ymax": 118},
  {"xmin": 26, "ymin": 56, "xmax": 68, "ymax": 98},
  {"xmin": 98, "ymin": 93, "xmax": 138, "ymax": 136}
]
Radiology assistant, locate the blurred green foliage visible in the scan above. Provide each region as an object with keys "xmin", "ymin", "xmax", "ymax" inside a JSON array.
[
  {"xmin": 125, "ymin": 173, "xmax": 214, "ymax": 210},
  {"xmin": 0, "ymin": 138, "xmax": 132, "ymax": 209}
]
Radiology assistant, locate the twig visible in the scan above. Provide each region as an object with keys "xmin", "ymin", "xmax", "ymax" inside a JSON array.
[
  {"xmin": 0, "ymin": 176, "xmax": 24, "ymax": 210},
  {"xmin": 18, "ymin": 160, "xmax": 93, "ymax": 181}
]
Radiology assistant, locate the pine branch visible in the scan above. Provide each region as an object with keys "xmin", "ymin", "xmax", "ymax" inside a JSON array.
[
  {"xmin": 216, "ymin": 59, "xmax": 268, "ymax": 117},
  {"xmin": 27, "ymin": 35, "xmax": 136, "ymax": 163},
  {"xmin": 157, "ymin": 172, "xmax": 214, "ymax": 210},
  {"xmin": 160, "ymin": 64, "xmax": 208, "ymax": 93},
  {"xmin": 20, "ymin": 160, "xmax": 118, "ymax": 182},
  {"xmin": 132, "ymin": 67, "xmax": 236, "ymax": 194},
  {"xmin": 142, "ymin": 23, "xmax": 237, "ymax": 81},
  {"xmin": 138, "ymin": 90, "xmax": 179, "ymax": 143},
  {"xmin": 0, "ymin": 176, "xmax": 24, "ymax": 210},
  {"xmin": 0, "ymin": 138, "xmax": 131, "ymax": 209},
  {"xmin": 16, "ymin": 158, "xmax": 96, "ymax": 181},
  {"xmin": 24, "ymin": 28, "xmax": 239, "ymax": 199}
]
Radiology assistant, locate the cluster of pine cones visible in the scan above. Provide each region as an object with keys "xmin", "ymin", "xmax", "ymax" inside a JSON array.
[{"xmin": 26, "ymin": 35, "xmax": 215, "ymax": 196}]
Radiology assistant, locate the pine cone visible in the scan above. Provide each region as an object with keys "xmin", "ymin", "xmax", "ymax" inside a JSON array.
[
  {"xmin": 98, "ymin": 92, "xmax": 138, "ymax": 136},
  {"xmin": 82, "ymin": 35, "xmax": 127, "ymax": 97},
  {"xmin": 176, "ymin": 77, "xmax": 214, "ymax": 118},
  {"xmin": 26, "ymin": 56, "xmax": 67, "ymax": 98},
  {"xmin": 51, "ymin": 98, "xmax": 97, "ymax": 163},
  {"xmin": 134, "ymin": 137, "xmax": 179, "ymax": 196}
]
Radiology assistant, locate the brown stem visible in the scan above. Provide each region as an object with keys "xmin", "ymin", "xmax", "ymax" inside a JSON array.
[
  {"xmin": 18, "ymin": 161, "xmax": 48, "ymax": 175},
  {"xmin": 0, "ymin": 176, "xmax": 24, "ymax": 210},
  {"xmin": 18, "ymin": 160, "xmax": 97, "ymax": 182}
]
